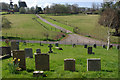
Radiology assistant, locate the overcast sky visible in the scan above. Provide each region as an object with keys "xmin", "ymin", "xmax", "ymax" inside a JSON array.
[{"xmin": 0, "ymin": 0, "xmax": 104, "ymax": 8}]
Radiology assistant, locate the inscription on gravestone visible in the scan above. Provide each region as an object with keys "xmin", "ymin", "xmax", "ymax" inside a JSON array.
[
  {"xmin": 13, "ymin": 50, "xmax": 26, "ymax": 70},
  {"xmin": 87, "ymin": 58, "xmax": 101, "ymax": 71},
  {"xmin": 1, "ymin": 47, "xmax": 11, "ymax": 56},
  {"xmin": 35, "ymin": 54, "xmax": 49, "ymax": 71},
  {"xmin": 64, "ymin": 59, "xmax": 75, "ymax": 71},
  {"xmin": 24, "ymin": 48, "xmax": 33, "ymax": 58},
  {"xmin": 11, "ymin": 41, "xmax": 19, "ymax": 51},
  {"xmin": 88, "ymin": 47, "xmax": 92, "ymax": 54}
]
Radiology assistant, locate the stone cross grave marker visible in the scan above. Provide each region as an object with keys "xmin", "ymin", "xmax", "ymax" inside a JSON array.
[
  {"xmin": 11, "ymin": 41, "xmax": 19, "ymax": 51},
  {"xmin": 88, "ymin": 47, "xmax": 92, "ymax": 54},
  {"xmin": 13, "ymin": 50, "xmax": 26, "ymax": 70},
  {"xmin": 64, "ymin": 59, "xmax": 75, "ymax": 71},
  {"xmin": 84, "ymin": 44, "xmax": 87, "ymax": 48},
  {"xmin": 24, "ymin": 48, "xmax": 33, "ymax": 58},
  {"xmin": 48, "ymin": 44, "xmax": 53, "ymax": 53},
  {"xmin": 87, "ymin": 58, "xmax": 101, "ymax": 71},
  {"xmin": 1, "ymin": 47, "xmax": 11, "ymax": 56},
  {"xmin": 35, "ymin": 53, "xmax": 49, "ymax": 71},
  {"xmin": 55, "ymin": 43, "xmax": 59, "ymax": 47},
  {"xmin": 36, "ymin": 49, "xmax": 41, "ymax": 54}
]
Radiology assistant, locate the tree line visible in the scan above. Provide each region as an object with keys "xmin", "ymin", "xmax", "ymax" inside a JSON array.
[{"xmin": 1, "ymin": 1, "xmax": 120, "ymax": 15}]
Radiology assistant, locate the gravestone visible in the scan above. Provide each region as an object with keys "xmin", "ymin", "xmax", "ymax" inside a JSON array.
[
  {"xmin": 116, "ymin": 45, "xmax": 120, "ymax": 49},
  {"xmin": 84, "ymin": 44, "xmax": 87, "ymax": 48},
  {"xmin": 36, "ymin": 49, "xmax": 41, "ymax": 54},
  {"xmin": 87, "ymin": 58, "xmax": 101, "ymax": 71},
  {"xmin": 0, "ymin": 47, "xmax": 11, "ymax": 56},
  {"xmin": 64, "ymin": 59, "xmax": 75, "ymax": 71},
  {"xmin": 109, "ymin": 45, "xmax": 113, "ymax": 49},
  {"xmin": 24, "ymin": 48, "xmax": 33, "ymax": 58},
  {"xmin": 93, "ymin": 44, "xmax": 97, "ymax": 48},
  {"xmin": 88, "ymin": 47, "xmax": 92, "ymax": 54},
  {"xmin": 72, "ymin": 44, "xmax": 76, "ymax": 47},
  {"xmin": 102, "ymin": 45, "xmax": 106, "ymax": 48},
  {"xmin": 40, "ymin": 42, "xmax": 43, "ymax": 46},
  {"xmin": 23, "ymin": 41, "xmax": 26, "ymax": 45},
  {"xmin": 13, "ymin": 50, "xmax": 26, "ymax": 70},
  {"xmin": 55, "ymin": 43, "xmax": 59, "ymax": 47},
  {"xmin": 11, "ymin": 41, "xmax": 19, "ymax": 51},
  {"xmin": 35, "ymin": 53, "xmax": 49, "ymax": 71},
  {"xmin": 48, "ymin": 44, "xmax": 53, "ymax": 53}
]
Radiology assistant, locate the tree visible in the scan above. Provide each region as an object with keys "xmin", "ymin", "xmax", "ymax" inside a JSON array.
[
  {"xmin": 0, "ymin": 2, "xmax": 9, "ymax": 11},
  {"xmin": 98, "ymin": 8, "xmax": 120, "ymax": 50},
  {"xmin": 2, "ymin": 17, "xmax": 11, "ymax": 28},
  {"xmin": 30, "ymin": 7, "xmax": 35, "ymax": 14},
  {"xmin": 19, "ymin": 7, "xmax": 26, "ymax": 14},
  {"xmin": 13, "ymin": 4, "xmax": 19, "ymax": 12}
]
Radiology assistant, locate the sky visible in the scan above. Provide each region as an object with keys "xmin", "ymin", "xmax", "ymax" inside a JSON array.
[{"xmin": 0, "ymin": 0, "xmax": 117, "ymax": 8}]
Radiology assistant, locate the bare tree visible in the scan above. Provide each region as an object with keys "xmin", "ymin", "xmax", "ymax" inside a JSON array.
[{"xmin": 98, "ymin": 8, "xmax": 120, "ymax": 50}]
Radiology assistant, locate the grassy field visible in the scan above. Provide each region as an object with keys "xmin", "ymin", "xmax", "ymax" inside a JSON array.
[
  {"xmin": 40, "ymin": 14, "xmax": 119, "ymax": 43},
  {"xmin": 2, "ymin": 42, "xmax": 118, "ymax": 78},
  {"xmin": 2, "ymin": 14, "xmax": 64, "ymax": 41}
]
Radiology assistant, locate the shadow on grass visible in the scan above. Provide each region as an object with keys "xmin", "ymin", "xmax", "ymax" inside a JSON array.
[
  {"xmin": 101, "ymin": 70, "xmax": 113, "ymax": 72},
  {"xmin": 26, "ymin": 69, "xmax": 34, "ymax": 72}
]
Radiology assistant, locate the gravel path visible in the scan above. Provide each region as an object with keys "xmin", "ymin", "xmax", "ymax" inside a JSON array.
[
  {"xmin": 36, "ymin": 14, "xmax": 108, "ymax": 46},
  {"xmin": 36, "ymin": 14, "xmax": 72, "ymax": 33}
]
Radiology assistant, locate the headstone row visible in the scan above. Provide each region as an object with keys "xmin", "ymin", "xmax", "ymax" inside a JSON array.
[{"xmin": 12, "ymin": 50, "xmax": 101, "ymax": 71}]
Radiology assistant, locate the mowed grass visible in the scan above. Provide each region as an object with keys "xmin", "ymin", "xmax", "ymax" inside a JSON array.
[
  {"xmin": 42, "ymin": 14, "xmax": 119, "ymax": 43},
  {"xmin": 2, "ymin": 14, "xmax": 62, "ymax": 40},
  {"xmin": 2, "ymin": 42, "xmax": 118, "ymax": 78}
]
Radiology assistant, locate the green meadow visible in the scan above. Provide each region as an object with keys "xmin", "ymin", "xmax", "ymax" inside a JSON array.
[
  {"xmin": 2, "ymin": 14, "xmax": 63, "ymax": 41},
  {"xmin": 40, "ymin": 14, "xmax": 119, "ymax": 43},
  {"xmin": 2, "ymin": 42, "xmax": 118, "ymax": 78}
]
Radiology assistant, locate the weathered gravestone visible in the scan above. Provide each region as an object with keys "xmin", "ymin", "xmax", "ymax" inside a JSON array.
[
  {"xmin": 23, "ymin": 41, "xmax": 26, "ymax": 45},
  {"xmin": 40, "ymin": 42, "xmax": 43, "ymax": 46},
  {"xmin": 48, "ymin": 44, "xmax": 53, "ymax": 53},
  {"xmin": 84, "ymin": 44, "xmax": 87, "ymax": 48},
  {"xmin": 24, "ymin": 48, "xmax": 33, "ymax": 58},
  {"xmin": 35, "ymin": 53, "xmax": 49, "ymax": 71},
  {"xmin": 55, "ymin": 43, "xmax": 59, "ymax": 47},
  {"xmin": 109, "ymin": 45, "xmax": 113, "ymax": 49},
  {"xmin": 72, "ymin": 44, "xmax": 76, "ymax": 47},
  {"xmin": 102, "ymin": 45, "xmax": 106, "ymax": 48},
  {"xmin": 64, "ymin": 59, "xmax": 75, "ymax": 71},
  {"xmin": 0, "ymin": 47, "xmax": 11, "ymax": 56},
  {"xmin": 88, "ymin": 47, "xmax": 92, "ymax": 54},
  {"xmin": 36, "ymin": 49, "xmax": 41, "ymax": 54},
  {"xmin": 93, "ymin": 44, "xmax": 97, "ymax": 48},
  {"xmin": 116, "ymin": 45, "xmax": 120, "ymax": 49},
  {"xmin": 87, "ymin": 58, "xmax": 101, "ymax": 71},
  {"xmin": 13, "ymin": 50, "xmax": 26, "ymax": 70},
  {"xmin": 11, "ymin": 41, "xmax": 19, "ymax": 51}
]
